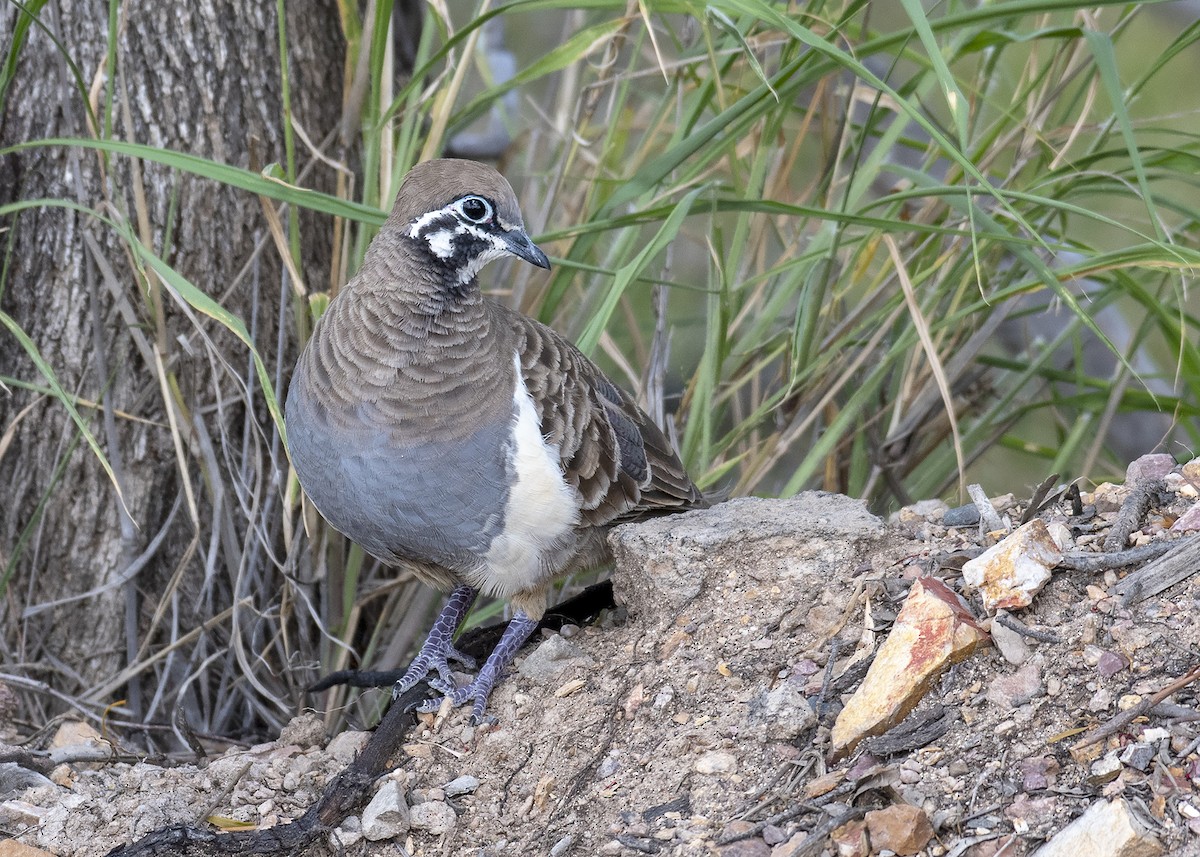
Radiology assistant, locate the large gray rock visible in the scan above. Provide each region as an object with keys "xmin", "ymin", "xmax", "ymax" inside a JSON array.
[{"xmin": 609, "ymin": 493, "xmax": 887, "ymax": 630}]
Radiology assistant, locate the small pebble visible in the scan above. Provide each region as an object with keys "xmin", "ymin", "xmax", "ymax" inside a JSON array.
[
  {"xmin": 1120, "ymin": 743, "xmax": 1155, "ymax": 772},
  {"xmin": 332, "ymin": 815, "xmax": 363, "ymax": 848},
  {"xmin": 1097, "ymin": 650, "xmax": 1130, "ymax": 678},
  {"xmin": 1126, "ymin": 453, "xmax": 1176, "ymax": 483},
  {"xmin": 277, "ymin": 712, "xmax": 326, "ymax": 748},
  {"xmin": 1088, "ymin": 688, "xmax": 1114, "ymax": 712},
  {"xmin": 943, "ymin": 504, "xmax": 982, "ymax": 527},
  {"xmin": 694, "ymin": 751, "xmax": 738, "ymax": 774},
  {"xmin": 597, "ymin": 754, "xmax": 621, "ymax": 779},
  {"xmin": 362, "ymin": 781, "xmax": 410, "ymax": 841},
  {"xmin": 761, "ymin": 824, "xmax": 786, "ymax": 845},
  {"xmin": 444, "ymin": 775, "xmax": 480, "ymax": 797},
  {"xmin": 326, "ymin": 730, "xmax": 371, "ymax": 764},
  {"xmin": 409, "ymin": 801, "xmax": 457, "ymax": 835}
]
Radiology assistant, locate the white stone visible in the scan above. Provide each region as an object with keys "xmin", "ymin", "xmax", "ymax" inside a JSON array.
[
  {"xmin": 1046, "ymin": 521, "xmax": 1073, "ymax": 551},
  {"xmin": 693, "ymin": 751, "xmax": 737, "ymax": 774},
  {"xmin": 0, "ymin": 799, "xmax": 48, "ymax": 827},
  {"xmin": 362, "ymin": 780, "xmax": 410, "ymax": 841},
  {"xmin": 749, "ymin": 682, "xmax": 817, "ymax": 740},
  {"xmin": 1034, "ymin": 798, "xmax": 1163, "ymax": 857},
  {"xmin": 963, "ymin": 519, "xmax": 1062, "ymax": 611},
  {"xmin": 331, "ymin": 815, "xmax": 362, "ymax": 848},
  {"xmin": 325, "ymin": 730, "xmax": 371, "ymax": 764},
  {"xmin": 990, "ymin": 614, "xmax": 1032, "ymax": 665},
  {"xmin": 516, "ymin": 634, "xmax": 594, "ymax": 684},
  {"xmin": 277, "ymin": 712, "xmax": 325, "ymax": 748},
  {"xmin": 443, "ymin": 775, "xmax": 480, "ymax": 796}
]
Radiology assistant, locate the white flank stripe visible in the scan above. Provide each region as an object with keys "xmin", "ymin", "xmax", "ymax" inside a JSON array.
[{"xmin": 478, "ymin": 354, "xmax": 579, "ymax": 596}]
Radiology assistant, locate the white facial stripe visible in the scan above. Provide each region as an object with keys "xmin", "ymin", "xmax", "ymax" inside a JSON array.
[
  {"xmin": 425, "ymin": 228, "xmax": 456, "ymax": 259},
  {"xmin": 406, "ymin": 206, "xmax": 451, "ymax": 239},
  {"xmin": 457, "ymin": 246, "xmax": 506, "ymax": 285},
  {"xmin": 451, "ymin": 224, "xmax": 510, "ymax": 283},
  {"xmin": 409, "ymin": 205, "xmax": 516, "ymax": 281}
]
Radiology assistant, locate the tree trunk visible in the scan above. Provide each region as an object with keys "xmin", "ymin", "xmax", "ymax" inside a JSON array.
[{"xmin": 0, "ymin": 0, "xmax": 344, "ymax": 738}]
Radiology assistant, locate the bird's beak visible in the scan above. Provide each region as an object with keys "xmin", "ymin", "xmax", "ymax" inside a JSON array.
[{"xmin": 503, "ymin": 229, "xmax": 551, "ymax": 270}]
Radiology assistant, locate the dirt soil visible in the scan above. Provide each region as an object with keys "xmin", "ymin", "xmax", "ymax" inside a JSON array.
[{"xmin": 4, "ymin": 477, "xmax": 1200, "ymax": 857}]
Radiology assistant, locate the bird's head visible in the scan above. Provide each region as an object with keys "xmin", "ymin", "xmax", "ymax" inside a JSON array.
[{"xmin": 388, "ymin": 159, "xmax": 550, "ymax": 287}]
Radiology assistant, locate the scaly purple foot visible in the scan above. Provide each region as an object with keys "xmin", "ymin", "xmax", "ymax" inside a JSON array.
[
  {"xmin": 393, "ymin": 584, "xmax": 477, "ymax": 699},
  {"xmin": 417, "ymin": 609, "xmax": 539, "ymax": 724}
]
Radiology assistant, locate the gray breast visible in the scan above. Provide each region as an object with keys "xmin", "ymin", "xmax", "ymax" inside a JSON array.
[{"xmin": 285, "ymin": 377, "xmax": 513, "ymax": 571}]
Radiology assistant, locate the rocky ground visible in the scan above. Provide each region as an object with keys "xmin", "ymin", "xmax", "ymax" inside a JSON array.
[{"xmin": 4, "ymin": 463, "xmax": 1200, "ymax": 856}]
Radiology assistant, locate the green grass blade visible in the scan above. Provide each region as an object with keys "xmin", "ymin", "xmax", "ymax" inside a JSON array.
[
  {"xmin": 2, "ymin": 138, "xmax": 385, "ymax": 225},
  {"xmin": 898, "ymin": 0, "xmax": 969, "ymax": 147},
  {"xmin": 0, "ymin": 309, "xmax": 125, "ymax": 506},
  {"xmin": 1081, "ymin": 28, "xmax": 1166, "ymax": 241},
  {"xmin": 0, "ymin": 0, "xmax": 51, "ymax": 113},
  {"xmin": 126, "ymin": 234, "xmax": 288, "ymax": 442},
  {"xmin": 576, "ymin": 187, "xmax": 706, "ymax": 355}
]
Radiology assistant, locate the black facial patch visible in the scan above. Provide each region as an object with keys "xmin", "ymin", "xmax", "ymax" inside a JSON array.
[{"xmin": 408, "ymin": 215, "xmax": 493, "ymax": 280}]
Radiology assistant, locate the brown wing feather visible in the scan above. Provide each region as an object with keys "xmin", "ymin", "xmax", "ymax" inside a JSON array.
[{"xmin": 502, "ymin": 307, "xmax": 705, "ymax": 527}]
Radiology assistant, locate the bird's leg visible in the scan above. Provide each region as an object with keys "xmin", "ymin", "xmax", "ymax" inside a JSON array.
[
  {"xmin": 420, "ymin": 609, "xmax": 539, "ymax": 724},
  {"xmin": 392, "ymin": 584, "xmax": 478, "ymax": 699}
]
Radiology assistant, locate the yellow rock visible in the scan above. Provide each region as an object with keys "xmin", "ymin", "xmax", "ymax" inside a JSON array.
[{"xmin": 830, "ymin": 577, "xmax": 988, "ymax": 759}]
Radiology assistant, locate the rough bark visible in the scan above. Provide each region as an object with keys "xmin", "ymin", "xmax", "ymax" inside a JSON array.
[{"xmin": 0, "ymin": 1, "xmax": 343, "ymax": 729}]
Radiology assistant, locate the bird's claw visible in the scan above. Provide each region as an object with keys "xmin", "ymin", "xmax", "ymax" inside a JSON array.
[
  {"xmin": 391, "ymin": 642, "xmax": 476, "ymax": 701},
  {"xmin": 412, "ymin": 675, "xmax": 493, "ymax": 724},
  {"xmin": 426, "ymin": 675, "xmax": 460, "ymax": 698},
  {"xmin": 395, "ymin": 608, "xmax": 536, "ymax": 722},
  {"xmin": 414, "ymin": 697, "xmax": 443, "ymax": 714}
]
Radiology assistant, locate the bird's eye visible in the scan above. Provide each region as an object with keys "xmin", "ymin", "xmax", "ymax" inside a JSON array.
[{"xmin": 457, "ymin": 196, "xmax": 492, "ymax": 224}]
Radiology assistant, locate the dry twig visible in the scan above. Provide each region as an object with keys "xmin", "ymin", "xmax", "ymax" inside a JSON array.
[
  {"xmin": 993, "ymin": 614, "xmax": 1060, "ymax": 644},
  {"xmin": 1112, "ymin": 535, "xmax": 1200, "ymax": 605},
  {"xmin": 1072, "ymin": 663, "xmax": 1200, "ymax": 752},
  {"xmin": 1057, "ymin": 540, "xmax": 1179, "ymax": 573},
  {"xmin": 1102, "ymin": 478, "xmax": 1163, "ymax": 552}
]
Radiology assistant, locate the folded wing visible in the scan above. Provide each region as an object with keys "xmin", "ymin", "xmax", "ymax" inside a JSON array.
[{"xmin": 508, "ymin": 311, "xmax": 705, "ymax": 527}]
